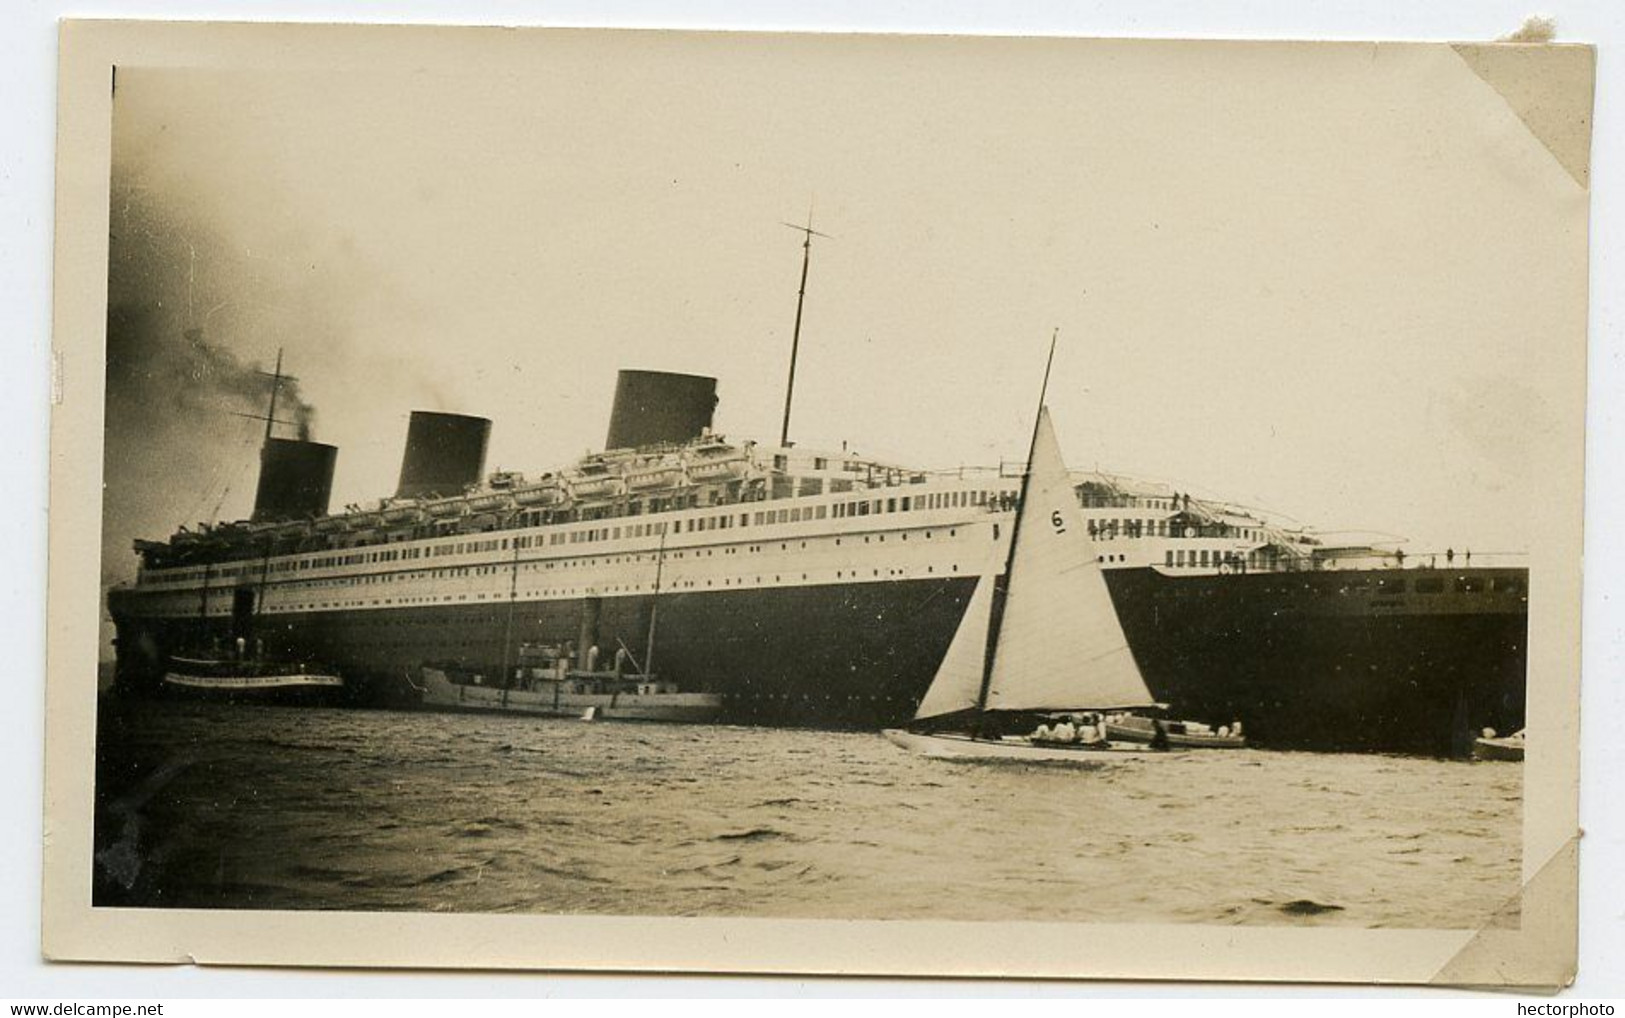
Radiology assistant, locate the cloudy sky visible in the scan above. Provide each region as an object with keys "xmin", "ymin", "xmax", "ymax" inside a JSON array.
[{"xmin": 102, "ymin": 30, "xmax": 1588, "ymax": 591}]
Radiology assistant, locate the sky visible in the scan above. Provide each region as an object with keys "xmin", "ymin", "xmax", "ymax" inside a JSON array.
[{"xmin": 100, "ymin": 31, "xmax": 1589, "ymax": 599}]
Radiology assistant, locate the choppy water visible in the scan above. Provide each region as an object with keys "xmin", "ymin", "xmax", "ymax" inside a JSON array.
[{"xmin": 93, "ymin": 698, "xmax": 1521, "ymax": 928}]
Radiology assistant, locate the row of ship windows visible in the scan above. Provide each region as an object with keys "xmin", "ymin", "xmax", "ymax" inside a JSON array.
[
  {"xmin": 1168, "ymin": 549, "xmax": 1266, "ymax": 568},
  {"xmin": 1099, "ymin": 520, "xmax": 1264, "ymax": 541},
  {"xmin": 160, "ymin": 528, "xmax": 984, "ymax": 605},
  {"xmin": 152, "ymin": 521, "xmax": 976, "ymax": 588},
  {"xmin": 1160, "ymin": 548, "xmax": 1526, "ymax": 597},
  {"xmin": 154, "ymin": 489, "xmax": 1028, "ymax": 584},
  {"xmin": 194, "ymin": 569, "xmax": 1520, "ymax": 616},
  {"xmin": 214, "ymin": 562, "xmax": 973, "ymax": 613},
  {"xmin": 149, "ymin": 497, "xmax": 1243, "ymax": 587},
  {"xmin": 833, "ymin": 489, "xmax": 1015, "ymax": 518},
  {"xmin": 1369, "ymin": 575, "xmax": 1524, "ymax": 596}
]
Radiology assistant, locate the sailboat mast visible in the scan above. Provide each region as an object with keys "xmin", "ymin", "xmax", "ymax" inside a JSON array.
[{"xmin": 974, "ymin": 330, "xmax": 1060, "ymax": 714}]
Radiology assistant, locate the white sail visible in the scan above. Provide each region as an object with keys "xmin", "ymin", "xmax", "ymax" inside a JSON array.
[
  {"xmin": 984, "ymin": 407, "xmax": 1159, "ymax": 712},
  {"xmin": 913, "ymin": 573, "xmax": 994, "ymax": 720}
]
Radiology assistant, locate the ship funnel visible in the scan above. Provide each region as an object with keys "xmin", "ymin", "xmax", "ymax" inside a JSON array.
[
  {"xmin": 604, "ymin": 369, "xmax": 718, "ymax": 451},
  {"xmin": 396, "ymin": 411, "xmax": 492, "ymax": 499},
  {"xmin": 252, "ymin": 438, "xmax": 338, "ymax": 522}
]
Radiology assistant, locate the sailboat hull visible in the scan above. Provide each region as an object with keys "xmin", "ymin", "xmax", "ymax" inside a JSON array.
[{"xmin": 881, "ymin": 728, "xmax": 1168, "ymax": 762}]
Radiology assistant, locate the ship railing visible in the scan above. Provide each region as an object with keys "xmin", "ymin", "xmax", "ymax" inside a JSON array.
[
  {"xmin": 1230, "ymin": 550, "xmax": 1531, "ymax": 573},
  {"xmin": 1356, "ymin": 550, "xmax": 1528, "ymax": 571}
]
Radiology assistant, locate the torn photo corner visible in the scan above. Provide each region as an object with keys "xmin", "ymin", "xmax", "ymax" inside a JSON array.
[{"xmin": 44, "ymin": 20, "xmax": 1592, "ymax": 988}]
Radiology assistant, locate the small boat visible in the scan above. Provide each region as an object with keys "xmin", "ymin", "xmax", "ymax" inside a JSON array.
[
  {"xmin": 162, "ymin": 653, "xmax": 344, "ymax": 705},
  {"xmin": 424, "ymin": 497, "xmax": 467, "ymax": 518},
  {"xmin": 417, "ymin": 663, "xmax": 723, "ymax": 723},
  {"xmin": 382, "ymin": 503, "xmax": 424, "ymax": 525},
  {"xmin": 1472, "ymin": 727, "xmax": 1524, "ymax": 761},
  {"xmin": 883, "ymin": 354, "xmax": 1176, "ymax": 764},
  {"xmin": 514, "ymin": 480, "xmax": 566, "ymax": 506},
  {"xmin": 685, "ymin": 452, "xmax": 749, "ymax": 482},
  {"xmin": 626, "ymin": 462, "xmax": 686, "ymax": 490},
  {"xmin": 1104, "ymin": 713, "xmax": 1247, "ymax": 749}
]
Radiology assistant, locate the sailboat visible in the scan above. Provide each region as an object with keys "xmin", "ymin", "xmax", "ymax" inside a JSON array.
[{"xmin": 883, "ymin": 363, "xmax": 1170, "ymax": 761}]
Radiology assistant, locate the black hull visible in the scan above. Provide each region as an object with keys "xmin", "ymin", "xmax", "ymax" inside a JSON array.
[
  {"xmin": 1108, "ymin": 568, "xmax": 1527, "ymax": 756},
  {"xmin": 110, "ymin": 566, "xmax": 1527, "ymax": 754},
  {"xmin": 110, "ymin": 578, "xmax": 979, "ymax": 725}
]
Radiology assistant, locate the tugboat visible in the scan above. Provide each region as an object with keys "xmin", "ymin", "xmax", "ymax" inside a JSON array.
[
  {"xmin": 417, "ymin": 642, "xmax": 721, "ymax": 723},
  {"xmin": 162, "ymin": 644, "xmax": 344, "ymax": 705}
]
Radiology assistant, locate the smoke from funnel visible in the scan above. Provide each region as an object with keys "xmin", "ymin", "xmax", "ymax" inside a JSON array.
[{"xmin": 100, "ymin": 171, "xmax": 326, "ymax": 656}]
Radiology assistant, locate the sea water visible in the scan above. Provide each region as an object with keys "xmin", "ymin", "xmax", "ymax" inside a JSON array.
[{"xmin": 92, "ymin": 698, "xmax": 1521, "ymax": 928}]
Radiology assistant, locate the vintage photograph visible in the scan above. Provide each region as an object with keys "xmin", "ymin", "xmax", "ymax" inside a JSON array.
[{"xmin": 45, "ymin": 22, "xmax": 1591, "ymax": 983}]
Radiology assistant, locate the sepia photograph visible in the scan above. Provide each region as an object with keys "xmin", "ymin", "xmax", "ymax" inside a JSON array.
[{"xmin": 42, "ymin": 19, "xmax": 1593, "ymax": 986}]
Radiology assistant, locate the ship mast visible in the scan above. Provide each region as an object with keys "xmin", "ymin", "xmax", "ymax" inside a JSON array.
[
  {"xmin": 231, "ymin": 347, "xmax": 299, "ymax": 446},
  {"xmin": 643, "ymin": 525, "xmax": 669, "ymax": 677},
  {"xmin": 262, "ymin": 348, "xmax": 283, "ymax": 444},
  {"xmin": 778, "ymin": 211, "xmax": 831, "ymax": 448},
  {"xmin": 234, "ymin": 348, "xmax": 299, "ymax": 631},
  {"xmin": 500, "ymin": 537, "xmax": 522, "ymax": 706}
]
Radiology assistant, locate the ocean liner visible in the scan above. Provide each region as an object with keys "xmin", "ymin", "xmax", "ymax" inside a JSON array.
[{"xmin": 107, "ymin": 363, "xmax": 1527, "ymax": 754}]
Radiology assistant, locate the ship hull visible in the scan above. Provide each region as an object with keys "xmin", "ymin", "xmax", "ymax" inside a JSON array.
[
  {"xmin": 159, "ymin": 671, "xmax": 346, "ymax": 706},
  {"xmin": 881, "ymin": 729, "xmax": 1163, "ymax": 763},
  {"xmin": 110, "ymin": 565, "xmax": 1527, "ymax": 755},
  {"xmin": 1106, "ymin": 567, "xmax": 1527, "ymax": 756},
  {"xmin": 109, "ymin": 577, "xmax": 981, "ymax": 725}
]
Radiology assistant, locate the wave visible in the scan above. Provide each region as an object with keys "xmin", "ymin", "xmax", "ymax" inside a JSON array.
[
  {"xmin": 714, "ymin": 827, "xmax": 790, "ymax": 842},
  {"xmin": 1276, "ymin": 899, "xmax": 1345, "ymax": 916}
]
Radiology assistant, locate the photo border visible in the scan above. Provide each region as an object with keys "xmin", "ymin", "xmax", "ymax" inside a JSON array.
[{"xmin": 43, "ymin": 19, "xmax": 1589, "ymax": 989}]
